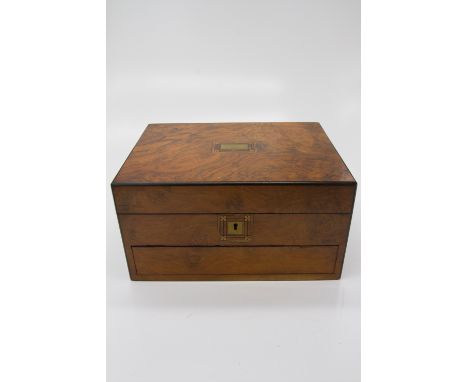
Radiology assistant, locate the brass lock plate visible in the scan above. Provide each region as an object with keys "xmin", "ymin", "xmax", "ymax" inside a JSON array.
[
  {"xmin": 218, "ymin": 215, "xmax": 252, "ymax": 241},
  {"xmin": 227, "ymin": 221, "xmax": 244, "ymax": 235}
]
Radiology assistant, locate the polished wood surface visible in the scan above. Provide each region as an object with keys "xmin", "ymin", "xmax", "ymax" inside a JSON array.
[
  {"xmin": 119, "ymin": 214, "xmax": 351, "ymax": 246},
  {"xmin": 112, "ymin": 122, "xmax": 354, "ymax": 184},
  {"xmin": 113, "ymin": 184, "xmax": 355, "ymax": 214},
  {"xmin": 133, "ymin": 246, "xmax": 338, "ymax": 277},
  {"xmin": 112, "ymin": 122, "xmax": 356, "ymax": 281}
]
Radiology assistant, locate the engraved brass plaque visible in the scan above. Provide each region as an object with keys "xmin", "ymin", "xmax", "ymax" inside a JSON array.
[
  {"xmin": 213, "ymin": 143, "xmax": 256, "ymax": 152},
  {"xmin": 219, "ymin": 143, "xmax": 250, "ymax": 151}
]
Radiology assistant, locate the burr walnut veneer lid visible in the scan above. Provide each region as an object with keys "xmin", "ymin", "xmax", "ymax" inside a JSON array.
[{"xmin": 112, "ymin": 122, "xmax": 355, "ymax": 185}]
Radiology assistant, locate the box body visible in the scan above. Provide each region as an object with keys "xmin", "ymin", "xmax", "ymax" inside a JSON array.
[{"xmin": 112, "ymin": 122, "xmax": 356, "ymax": 280}]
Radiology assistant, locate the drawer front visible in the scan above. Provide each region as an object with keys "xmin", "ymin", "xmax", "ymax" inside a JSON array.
[
  {"xmin": 133, "ymin": 246, "xmax": 338, "ymax": 276},
  {"xmin": 119, "ymin": 214, "xmax": 351, "ymax": 246},
  {"xmin": 112, "ymin": 184, "xmax": 355, "ymax": 214}
]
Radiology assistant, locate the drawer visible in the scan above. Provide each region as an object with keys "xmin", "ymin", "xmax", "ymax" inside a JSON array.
[
  {"xmin": 112, "ymin": 184, "xmax": 356, "ymax": 214},
  {"xmin": 132, "ymin": 245, "xmax": 338, "ymax": 277},
  {"xmin": 119, "ymin": 214, "xmax": 351, "ymax": 246}
]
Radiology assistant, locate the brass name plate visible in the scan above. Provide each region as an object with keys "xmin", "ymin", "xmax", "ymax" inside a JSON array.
[
  {"xmin": 220, "ymin": 143, "xmax": 250, "ymax": 151},
  {"xmin": 213, "ymin": 143, "xmax": 256, "ymax": 152}
]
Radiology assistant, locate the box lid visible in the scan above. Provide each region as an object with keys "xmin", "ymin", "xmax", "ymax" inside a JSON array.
[{"xmin": 112, "ymin": 122, "xmax": 355, "ymax": 185}]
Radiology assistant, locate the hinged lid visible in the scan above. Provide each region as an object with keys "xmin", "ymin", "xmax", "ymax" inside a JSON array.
[{"xmin": 112, "ymin": 122, "xmax": 355, "ymax": 185}]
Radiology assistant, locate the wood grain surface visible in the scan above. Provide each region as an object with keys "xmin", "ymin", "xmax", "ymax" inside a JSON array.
[
  {"xmin": 133, "ymin": 246, "xmax": 338, "ymax": 276},
  {"xmin": 119, "ymin": 214, "xmax": 351, "ymax": 246},
  {"xmin": 112, "ymin": 122, "xmax": 355, "ymax": 184},
  {"xmin": 112, "ymin": 184, "xmax": 355, "ymax": 214}
]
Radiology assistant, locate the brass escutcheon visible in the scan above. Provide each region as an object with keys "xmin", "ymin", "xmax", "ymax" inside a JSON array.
[
  {"xmin": 227, "ymin": 221, "xmax": 244, "ymax": 235},
  {"xmin": 218, "ymin": 215, "xmax": 252, "ymax": 241}
]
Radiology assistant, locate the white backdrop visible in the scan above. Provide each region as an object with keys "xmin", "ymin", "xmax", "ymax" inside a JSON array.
[{"xmin": 107, "ymin": 1, "xmax": 360, "ymax": 381}]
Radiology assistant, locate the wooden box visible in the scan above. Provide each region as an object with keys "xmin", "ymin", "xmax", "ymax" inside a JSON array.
[{"xmin": 112, "ymin": 122, "xmax": 356, "ymax": 281}]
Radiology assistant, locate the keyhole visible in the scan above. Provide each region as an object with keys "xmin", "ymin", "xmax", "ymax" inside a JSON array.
[{"xmin": 233, "ymin": 223, "xmax": 238, "ymax": 231}]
